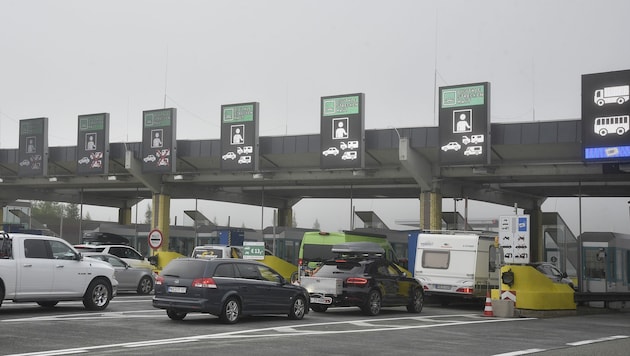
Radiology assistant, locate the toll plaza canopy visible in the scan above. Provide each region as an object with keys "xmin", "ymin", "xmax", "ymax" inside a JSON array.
[{"xmin": 0, "ymin": 119, "xmax": 628, "ymax": 212}]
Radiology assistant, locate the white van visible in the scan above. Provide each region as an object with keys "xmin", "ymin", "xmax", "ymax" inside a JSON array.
[{"xmin": 411, "ymin": 232, "xmax": 501, "ymax": 303}]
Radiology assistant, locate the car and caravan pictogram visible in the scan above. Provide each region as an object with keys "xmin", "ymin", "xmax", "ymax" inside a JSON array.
[
  {"xmin": 237, "ymin": 146, "xmax": 253, "ymax": 155},
  {"xmin": 462, "ymin": 134, "xmax": 484, "ymax": 145}
]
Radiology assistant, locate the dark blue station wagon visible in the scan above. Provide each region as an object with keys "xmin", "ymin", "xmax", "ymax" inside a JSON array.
[{"xmin": 153, "ymin": 258, "xmax": 309, "ymax": 323}]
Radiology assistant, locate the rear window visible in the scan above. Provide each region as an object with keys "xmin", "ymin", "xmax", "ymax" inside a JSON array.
[
  {"xmin": 422, "ymin": 250, "xmax": 450, "ymax": 269},
  {"xmin": 302, "ymin": 244, "xmax": 336, "ymax": 263},
  {"xmin": 162, "ymin": 259, "xmax": 208, "ymax": 279},
  {"xmin": 315, "ymin": 260, "xmax": 365, "ymax": 277}
]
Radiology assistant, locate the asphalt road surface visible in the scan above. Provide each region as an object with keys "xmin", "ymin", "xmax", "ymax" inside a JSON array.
[{"xmin": 1, "ymin": 294, "xmax": 629, "ymax": 355}]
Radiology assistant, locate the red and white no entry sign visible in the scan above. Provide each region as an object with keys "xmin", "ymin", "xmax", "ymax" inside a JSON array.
[{"xmin": 148, "ymin": 229, "xmax": 163, "ymax": 250}]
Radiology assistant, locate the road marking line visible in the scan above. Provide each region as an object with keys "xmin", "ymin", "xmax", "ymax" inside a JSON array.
[
  {"xmin": 566, "ymin": 335, "xmax": 629, "ymax": 346},
  {"xmin": 492, "ymin": 349, "xmax": 547, "ymax": 356},
  {"xmin": 5, "ymin": 314, "xmax": 535, "ymax": 356}
]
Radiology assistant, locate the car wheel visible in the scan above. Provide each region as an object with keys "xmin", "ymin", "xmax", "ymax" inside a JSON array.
[
  {"xmin": 361, "ymin": 290, "xmax": 382, "ymax": 316},
  {"xmin": 83, "ymin": 278, "xmax": 111, "ymax": 310},
  {"xmin": 137, "ymin": 276, "xmax": 154, "ymax": 295},
  {"xmin": 37, "ymin": 301, "xmax": 59, "ymax": 308},
  {"xmin": 220, "ymin": 297, "xmax": 240, "ymax": 324},
  {"xmin": 310, "ymin": 304, "xmax": 328, "ymax": 313},
  {"xmin": 166, "ymin": 309, "xmax": 187, "ymax": 321},
  {"xmin": 406, "ymin": 288, "xmax": 424, "ymax": 313},
  {"xmin": 0, "ymin": 284, "xmax": 4, "ymax": 308},
  {"xmin": 288, "ymin": 296, "xmax": 306, "ymax": 320}
]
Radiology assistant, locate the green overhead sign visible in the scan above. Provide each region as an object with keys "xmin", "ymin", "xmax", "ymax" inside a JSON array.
[
  {"xmin": 441, "ymin": 84, "xmax": 485, "ymax": 108},
  {"xmin": 322, "ymin": 95, "xmax": 360, "ymax": 116}
]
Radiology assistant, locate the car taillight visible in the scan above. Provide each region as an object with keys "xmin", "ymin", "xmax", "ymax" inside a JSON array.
[
  {"xmin": 155, "ymin": 276, "xmax": 164, "ymax": 285},
  {"xmin": 298, "ymin": 259, "xmax": 303, "ymax": 266},
  {"xmin": 423, "ymin": 285, "xmax": 429, "ymax": 290},
  {"xmin": 456, "ymin": 287, "xmax": 473, "ymax": 294},
  {"xmin": 346, "ymin": 277, "xmax": 368, "ymax": 286},
  {"xmin": 192, "ymin": 277, "xmax": 217, "ymax": 288}
]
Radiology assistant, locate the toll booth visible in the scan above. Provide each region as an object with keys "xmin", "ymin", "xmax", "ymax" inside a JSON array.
[
  {"xmin": 218, "ymin": 229, "xmax": 245, "ymax": 246},
  {"xmin": 580, "ymin": 232, "xmax": 630, "ymax": 307}
]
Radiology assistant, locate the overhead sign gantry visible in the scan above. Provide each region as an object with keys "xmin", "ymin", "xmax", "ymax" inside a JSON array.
[
  {"xmin": 18, "ymin": 117, "xmax": 48, "ymax": 177},
  {"xmin": 220, "ymin": 102, "xmax": 259, "ymax": 172},
  {"xmin": 77, "ymin": 113, "xmax": 110, "ymax": 175},
  {"xmin": 438, "ymin": 82, "xmax": 491, "ymax": 166},
  {"xmin": 582, "ymin": 69, "xmax": 630, "ymax": 162},
  {"xmin": 320, "ymin": 93, "xmax": 365, "ymax": 170}
]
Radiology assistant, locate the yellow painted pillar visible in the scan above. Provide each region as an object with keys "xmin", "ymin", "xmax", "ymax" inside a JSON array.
[
  {"xmin": 151, "ymin": 193, "xmax": 170, "ymax": 253},
  {"xmin": 420, "ymin": 191, "xmax": 442, "ymax": 231},
  {"xmin": 118, "ymin": 207, "xmax": 132, "ymax": 225},
  {"xmin": 277, "ymin": 207, "xmax": 292, "ymax": 227}
]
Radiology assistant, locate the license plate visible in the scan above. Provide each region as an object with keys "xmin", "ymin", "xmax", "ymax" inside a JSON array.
[
  {"xmin": 168, "ymin": 286, "xmax": 187, "ymax": 294},
  {"xmin": 310, "ymin": 296, "xmax": 333, "ymax": 305},
  {"xmin": 434, "ymin": 284, "xmax": 452, "ymax": 290}
]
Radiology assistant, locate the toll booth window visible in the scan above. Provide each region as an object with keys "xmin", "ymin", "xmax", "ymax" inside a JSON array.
[
  {"xmin": 584, "ymin": 248, "xmax": 606, "ymax": 279},
  {"xmin": 488, "ymin": 246, "xmax": 499, "ymax": 272},
  {"xmin": 422, "ymin": 250, "xmax": 450, "ymax": 269}
]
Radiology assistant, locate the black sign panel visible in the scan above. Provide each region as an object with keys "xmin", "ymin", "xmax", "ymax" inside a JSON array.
[
  {"xmin": 141, "ymin": 108, "xmax": 177, "ymax": 173},
  {"xmin": 18, "ymin": 118, "xmax": 48, "ymax": 177},
  {"xmin": 77, "ymin": 113, "xmax": 109, "ymax": 175},
  {"xmin": 320, "ymin": 93, "xmax": 365, "ymax": 169},
  {"xmin": 220, "ymin": 102, "xmax": 259, "ymax": 172},
  {"xmin": 582, "ymin": 69, "xmax": 630, "ymax": 162},
  {"xmin": 438, "ymin": 82, "xmax": 490, "ymax": 166}
]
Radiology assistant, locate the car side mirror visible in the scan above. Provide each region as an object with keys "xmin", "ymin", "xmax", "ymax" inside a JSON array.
[{"xmin": 148, "ymin": 255, "xmax": 158, "ymax": 266}]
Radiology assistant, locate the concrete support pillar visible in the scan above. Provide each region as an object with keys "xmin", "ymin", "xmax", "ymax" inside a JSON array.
[
  {"xmin": 151, "ymin": 193, "xmax": 171, "ymax": 252},
  {"xmin": 420, "ymin": 190, "xmax": 442, "ymax": 231},
  {"xmin": 118, "ymin": 207, "xmax": 132, "ymax": 225},
  {"xmin": 525, "ymin": 206, "xmax": 544, "ymax": 262},
  {"xmin": 277, "ymin": 207, "xmax": 293, "ymax": 227}
]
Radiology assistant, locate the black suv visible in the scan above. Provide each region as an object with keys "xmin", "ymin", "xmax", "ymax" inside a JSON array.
[
  {"xmin": 306, "ymin": 243, "xmax": 424, "ymax": 316},
  {"xmin": 153, "ymin": 258, "xmax": 309, "ymax": 323}
]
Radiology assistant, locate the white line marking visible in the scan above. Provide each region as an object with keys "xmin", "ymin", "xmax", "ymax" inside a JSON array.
[
  {"xmin": 6, "ymin": 314, "xmax": 536, "ymax": 356},
  {"xmin": 492, "ymin": 349, "xmax": 547, "ymax": 356},
  {"xmin": 566, "ymin": 335, "xmax": 629, "ymax": 346}
]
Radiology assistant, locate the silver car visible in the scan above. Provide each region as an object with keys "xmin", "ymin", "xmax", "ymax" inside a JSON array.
[{"xmin": 83, "ymin": 253, "xmax": 155, "ymax": 294}]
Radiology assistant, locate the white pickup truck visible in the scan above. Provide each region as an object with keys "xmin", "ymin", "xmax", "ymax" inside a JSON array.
[{"xmin": 0, "ymin": 232, "xmax": 118, "ymax": 310}]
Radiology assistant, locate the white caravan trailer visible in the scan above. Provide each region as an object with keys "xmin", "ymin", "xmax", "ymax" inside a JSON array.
[{"xmin": 411, "ymin": 232, "xmax": 501, "ymax": 304}]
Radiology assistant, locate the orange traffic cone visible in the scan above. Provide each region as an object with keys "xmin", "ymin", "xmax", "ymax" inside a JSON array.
[{"xmin": 483, "ymin": 291, "xmax": 494, "ymax": 317}]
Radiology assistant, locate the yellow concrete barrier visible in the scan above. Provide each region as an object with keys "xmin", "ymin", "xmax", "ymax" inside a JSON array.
[{"xmin": 498, "ymin": 265, "xmax": 576, "ymax": 311}]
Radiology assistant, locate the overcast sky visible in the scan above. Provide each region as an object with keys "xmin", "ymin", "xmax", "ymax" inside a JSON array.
[{"xmin": 1, "ymin": 0, "xmax": 629, "ymax": 234}]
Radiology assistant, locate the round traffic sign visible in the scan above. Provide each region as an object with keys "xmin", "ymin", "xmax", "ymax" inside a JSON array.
[{"xmin": 148, "ymin": 229, "xmax": 163, "ymax": 250}]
